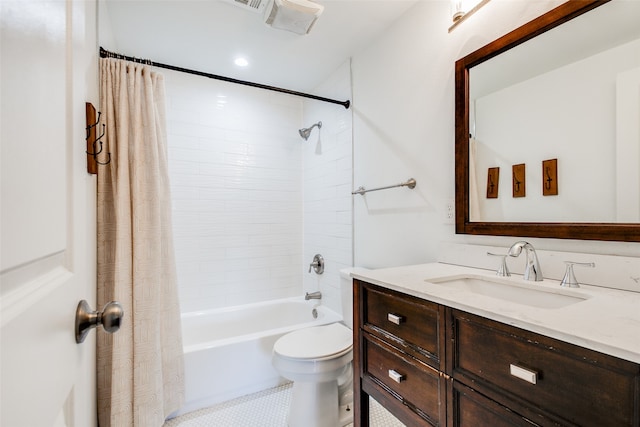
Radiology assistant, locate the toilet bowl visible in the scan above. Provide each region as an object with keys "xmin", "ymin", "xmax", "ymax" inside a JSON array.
[
  {"xmin": 272, "ymin": 322, "xmax": 353, "ymax": 427},
  {"xmin": 271, "ymin": 268, "xmax": 358, "ymax": 427}
]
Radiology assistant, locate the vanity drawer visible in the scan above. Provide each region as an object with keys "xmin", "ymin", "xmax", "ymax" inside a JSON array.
[
  {"xmin": 363, "ymin": 333, "xmax": 443, "ymax": 424},
  {"xmin": 451, "ymin": 380, "xmax": 539, "ymax": 427},
  {"xmin": 449, "ymin": 309, "xmax": 640, "ymax": 427},
  {"xmin": 360, "ymin": 282, "xmax": 443, "ymax": 365}
]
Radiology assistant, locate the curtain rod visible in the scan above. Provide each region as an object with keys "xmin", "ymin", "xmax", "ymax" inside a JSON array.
[{"xmin": 99, "ymin": 47, "xmax": 351, "ymax": 109}]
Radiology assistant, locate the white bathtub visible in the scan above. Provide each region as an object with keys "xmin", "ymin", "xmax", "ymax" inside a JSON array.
[{"xmin": 176, "ymin": 297, "xmax": 343, "ymax": 416}]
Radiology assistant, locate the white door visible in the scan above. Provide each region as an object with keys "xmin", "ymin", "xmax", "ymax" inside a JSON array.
[{"xmin": 1, "ymin": 0, "xmax": 98, "ymax": 426}]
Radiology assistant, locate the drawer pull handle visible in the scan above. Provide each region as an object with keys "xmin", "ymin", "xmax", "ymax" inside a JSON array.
[
  {"xmin": 388, "ymin": 369, "xmax": 405, "ymax": 383},
  {"xmin": 510, "ymin": 364, "xmax": 538, "ymax": 385},
  {"xmin": 387, "ymin": 313, "xmax": 405, "ymax": 325}
]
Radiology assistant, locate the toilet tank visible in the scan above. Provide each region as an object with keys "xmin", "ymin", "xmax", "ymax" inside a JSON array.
[{"xmin": 339, "ymin": 267, "xmax": 369, "ymax": 330}]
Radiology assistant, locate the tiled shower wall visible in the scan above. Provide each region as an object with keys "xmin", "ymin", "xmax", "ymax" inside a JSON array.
[
  {"xmin": 164, "ymin": 63, "xmax": 352, "ymax": 314},
  {"xmin": 165, "ymin": 69, "xmax": 304, "ymax": 312},
  {"xmin": 302, "ymin": 62, "xmax": 354, "ymax": 315}
]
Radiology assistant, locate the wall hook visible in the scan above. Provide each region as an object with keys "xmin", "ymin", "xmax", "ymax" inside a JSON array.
[{"xmin": 85, "ymin": 102, "xmax": 111, "ymax": 174}]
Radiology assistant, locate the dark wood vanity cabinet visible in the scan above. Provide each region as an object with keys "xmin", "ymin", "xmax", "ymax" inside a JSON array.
[{"xmin": 354, "ymin": 280, "xmax": 640, "ymax": 427}]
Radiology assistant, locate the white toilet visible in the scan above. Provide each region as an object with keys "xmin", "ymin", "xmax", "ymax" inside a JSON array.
[{"xmin": 272, "ymin": 269, "xmax": 355, "ymax": 427}]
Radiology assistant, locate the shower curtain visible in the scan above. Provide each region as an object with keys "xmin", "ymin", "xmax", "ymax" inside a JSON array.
[{"xmin": 97, "ymin": 58, "xmax": 184, "ymax": 426}]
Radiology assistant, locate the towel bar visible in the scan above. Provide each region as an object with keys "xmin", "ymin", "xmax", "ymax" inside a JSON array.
[{"xmin": 352, "ymin": 178, "xmax": 416, "ymax": 196}]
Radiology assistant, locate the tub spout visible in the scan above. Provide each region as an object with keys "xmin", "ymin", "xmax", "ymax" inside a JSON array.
[{"xmin": 305, "ymin": 291, "xmax": 322, "ymax": 300}]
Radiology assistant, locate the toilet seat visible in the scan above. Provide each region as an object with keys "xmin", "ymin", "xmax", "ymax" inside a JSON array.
[{"xmin": 274, "ymin": 323, "xmax": 352, "ymax": 360}]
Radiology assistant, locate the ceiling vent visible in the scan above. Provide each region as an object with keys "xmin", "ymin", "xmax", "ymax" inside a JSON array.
[
  {"xmin": 263, "ymin": 0, "xmax": 324, "ymax": 35},
  {"xmin": 224, "ymin": 0, "xmax": 267, "ymax": 14}
]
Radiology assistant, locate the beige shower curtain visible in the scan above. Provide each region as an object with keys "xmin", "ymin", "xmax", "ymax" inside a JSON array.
[{"xmin": 97, "ymin": 58, "xmax": 184, "ymax": 426}]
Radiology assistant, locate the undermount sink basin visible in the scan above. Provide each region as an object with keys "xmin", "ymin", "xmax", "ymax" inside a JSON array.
[{"xmin": 427, "ymin": 274, "xmax": 588, "ymax": 309}]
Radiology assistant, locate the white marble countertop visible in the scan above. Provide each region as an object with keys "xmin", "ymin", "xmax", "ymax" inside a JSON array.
[{"xmin": 352, "ymin": 262, "xmax": 640, "ymax": 364}]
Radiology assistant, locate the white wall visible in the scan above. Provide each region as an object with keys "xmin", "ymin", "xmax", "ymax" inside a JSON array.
[
  {"xmin": 352, "ymin": 0, "xmax": 639, "ymax": 269},
  {"xmin": 302, "ymin": 61, "xmax": 353, "ymax": 314},
  {"xmin": 164, "ymin": 70, "xmax": 305, "ymax": 312},
  {"xmin": 352, "ymin": 0, "xmax": 456, "ymax": 268}
]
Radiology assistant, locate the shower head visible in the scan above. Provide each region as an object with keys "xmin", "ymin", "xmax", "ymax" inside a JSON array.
[{"xmin": 298, "ymin": 121, "xmax": 322, "ymax": 140}]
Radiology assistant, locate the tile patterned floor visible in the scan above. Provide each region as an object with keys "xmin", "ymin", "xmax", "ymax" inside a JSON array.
[{"xmin": 164, "ymin": 383, "xmax": 405, "ymax": 427}]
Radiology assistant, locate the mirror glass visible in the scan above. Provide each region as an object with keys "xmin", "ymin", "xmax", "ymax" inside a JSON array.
[{"xmin": 456, "ymin": 0, "xmax": 640, "ymax": 241}]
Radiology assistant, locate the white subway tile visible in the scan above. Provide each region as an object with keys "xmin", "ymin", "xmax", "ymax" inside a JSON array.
[{"xmin": 168, "ymin": 63, "xmax": 352, "ymax": 310}]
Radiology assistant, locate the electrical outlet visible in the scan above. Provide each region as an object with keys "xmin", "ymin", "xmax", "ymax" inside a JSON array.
[{"xmin": 444, "ymin": 199, "xmax": 455, "ymax": 225}]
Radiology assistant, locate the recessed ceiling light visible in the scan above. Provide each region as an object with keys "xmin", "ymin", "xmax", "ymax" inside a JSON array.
[{"xmin": 234, "ymin": 57, "xmax": 249, "ymax": 67}]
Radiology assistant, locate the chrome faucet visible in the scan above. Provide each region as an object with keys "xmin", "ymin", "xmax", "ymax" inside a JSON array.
[
  {"xmin": 305, "ymin": 291, "xmax": 322, "ymax": 300},
  {"xmin": 507, "ymin": 241, "xmax": 543, "ymax": 281}
]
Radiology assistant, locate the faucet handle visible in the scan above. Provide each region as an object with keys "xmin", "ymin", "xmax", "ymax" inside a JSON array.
[
  {"xmin": 308, "ymin": 254, "xmax": 324, "ymax": 274},
  {"xmin": 560, "ymin": 261, "xmax": 595, "ymax": 288},
  {"xmin": 487, "ymin": 252, "xmax": 510, "ymax": 277}
]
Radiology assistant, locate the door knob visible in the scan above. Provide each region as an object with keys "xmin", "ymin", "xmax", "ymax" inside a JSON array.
[{"xmin": 75, "ymin": 300, "xmax": 124, "ymax": 343}]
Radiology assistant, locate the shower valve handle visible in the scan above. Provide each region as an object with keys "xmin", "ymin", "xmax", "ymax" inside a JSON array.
[{"xmin": 308, "ymin": 254, "xmax": 324, "ymax": 274}]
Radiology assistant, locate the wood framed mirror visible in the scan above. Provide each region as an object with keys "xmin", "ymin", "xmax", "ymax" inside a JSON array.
[{"xmin": 455, "ymin": 0, "xmax": 640, "ymax": 242}]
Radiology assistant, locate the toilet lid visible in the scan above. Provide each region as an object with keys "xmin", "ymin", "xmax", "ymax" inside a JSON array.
[{"xmin": 274, "ymin": 323, "xmax": 352, "ymax": 360}]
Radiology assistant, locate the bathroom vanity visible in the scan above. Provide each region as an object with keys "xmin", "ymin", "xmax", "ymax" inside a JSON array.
[{"xmin": 351, "ymin": 263, "xmax": 640, "ymax": 427}]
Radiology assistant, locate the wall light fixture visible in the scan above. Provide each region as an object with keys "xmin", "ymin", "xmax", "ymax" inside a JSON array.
[{"xmin": 449, "ymin": 0, "xmax": 490, "ymax": 32}]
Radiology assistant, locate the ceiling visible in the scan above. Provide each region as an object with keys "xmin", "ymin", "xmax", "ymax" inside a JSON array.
[{"xmin": 102, "ymin": 0, "xmax": 419, "ymax": 93}]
